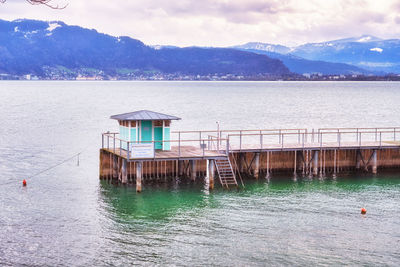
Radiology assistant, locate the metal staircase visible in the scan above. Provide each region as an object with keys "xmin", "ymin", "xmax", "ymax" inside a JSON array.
[{"xmin": 215, "ymin": 157, "xmax": 238, "ymax": 188}]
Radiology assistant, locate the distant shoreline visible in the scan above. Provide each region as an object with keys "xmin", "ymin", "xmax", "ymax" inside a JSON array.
[{"xmin": 2, "ymin": 75, "xmax": 400, "ymax": 82}]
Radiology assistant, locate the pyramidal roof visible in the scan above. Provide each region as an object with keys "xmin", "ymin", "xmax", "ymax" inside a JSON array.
[{"xmin": 110, "ymin": 110, "xmax": 181, "ymax": 121}]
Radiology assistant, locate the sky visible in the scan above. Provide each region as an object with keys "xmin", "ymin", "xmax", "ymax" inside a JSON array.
[{"xmin": 1, "ymin": 0, "xmax": 400, "ymax": 47}]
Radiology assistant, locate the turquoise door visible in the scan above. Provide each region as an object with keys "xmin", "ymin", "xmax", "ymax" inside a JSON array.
[
  {"xmin": 141, "ymin": 121, "xmax": 153, "ymax": 143},
  {"xmin": 154, "ymin": 127, "xmax": 163, "ymax": 149}
]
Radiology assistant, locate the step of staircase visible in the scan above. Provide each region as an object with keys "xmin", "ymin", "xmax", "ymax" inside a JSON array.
[{"xmin": 215, "ymin": 157, "xmax": 238, "ymax": 188}]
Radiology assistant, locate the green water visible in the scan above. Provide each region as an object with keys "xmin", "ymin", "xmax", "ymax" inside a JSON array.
[{"xmin": 97, "ymin": 175, "xmax": 400, "ymax": 266}]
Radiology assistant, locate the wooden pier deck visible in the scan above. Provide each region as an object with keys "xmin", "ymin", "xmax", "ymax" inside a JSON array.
[
  {"xmin": 102, "ymin": 145, "xmax": 227, "ymax": 161},
  {"xmin": 100, "ymin": 127, "xmax": 400, "ymax": 191},
  {"xmin": 103, "ymin": 140, "xmax": 400, "ymax": 161}
]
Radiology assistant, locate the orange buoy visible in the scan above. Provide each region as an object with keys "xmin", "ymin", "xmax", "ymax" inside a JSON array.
[
  {"xmin": 361, "ymin": 208, "xmax": 367, "ymax": 214},
  {"xmin": 22, "ymin": 179, "xmax": 27, "ymax": 186}
]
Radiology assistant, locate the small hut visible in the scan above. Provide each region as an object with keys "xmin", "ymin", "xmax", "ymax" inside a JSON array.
[{"xmin": 110, "ymin": 110, "xmax": 181, "ymax": 151}]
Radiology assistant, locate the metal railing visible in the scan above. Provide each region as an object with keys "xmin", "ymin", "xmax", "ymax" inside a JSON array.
[
  {"xmin": 318, "ymin": 127, "xmax": 400, "ymax": 143},
  {"xmin": 226, "ymin": 128, "xmax": 400, "ymax": 151},
  {"xmin": 102, "ymin": 132, "xmax": 229, "ymax": 160},
  {"xmin": 102, "ymin": 127, "xmax": 400, "ymax": 159}
]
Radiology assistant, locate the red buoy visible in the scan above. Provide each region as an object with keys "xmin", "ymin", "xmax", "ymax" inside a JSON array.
[
  {"xmin": 361, "ymin": 208, "xmax": 366, "ymax": 214},
  {"xmin": 22, "ymin": 179, "xmax": 27, "ymax": 186}
]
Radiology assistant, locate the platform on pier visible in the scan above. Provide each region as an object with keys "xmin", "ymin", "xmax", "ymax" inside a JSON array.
[{"xmin": 102, "ymin": 145, "xmax": 227, "ymax": 161}]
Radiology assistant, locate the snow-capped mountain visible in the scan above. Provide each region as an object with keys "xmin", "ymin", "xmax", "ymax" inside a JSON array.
[
  {"xmin": 233, "ymin": 42, "xmax": 291, "ymax": 54},
  {"xmin": 291, "ymin": 35, "xmax": 400, "ymax": 72},
  {"xmin": 234, "ymin": 35, "xmax": 400, "ymax": 73}
]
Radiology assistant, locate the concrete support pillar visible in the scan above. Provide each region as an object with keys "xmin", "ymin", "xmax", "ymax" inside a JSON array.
[
  {"xmin": 108, "ymin": 153, "xmax": 112, "ymax": 180},
  {"xmin": 190, "ymin": 160, "xmax": 196, "ymax": 180},
  {"xmin": 254, "ymin": 153, "xmax": 260, "ymax": 179},
  {"xmin": 266, "ymin": 151, "xmax": 270, "ymax": 178},
  {"xmin": 136, "ymin": 161, "xmax": 143, "ymax": 192},
  {"xmin": 356, "ymin": 150, "xmax": 361, "ymax": 170},
  {"xmin": 293, "ymin": 151, "xmax": 297, "ymax": 176},
  {"xmin": 319, "ymin": 150, "xmax": 323, "ymax": 176},
  {"xmin": 239, "ymin": 153, "xmax": 246, "ymax": 173},
  {"xmin": 333, "ymin": 150, "xmax": 337, "ymax": 176},
  {"xmin": 178, "ymin": 160, "xmax": 184, "ymax": 177},
  {"xmin": 207, "ymin": 159, "xmax": 215, "ymax": 190},
  {"xmin": 313, "ymin": 151, "xmax": 319, "ymax": 176},
  {"xmin": 372, "ymin": 150, "xmax": 377, "ymax": 174},
  {"xmin": 112, "ymin": 155, "xmax": 118, "ymax": 180},
  {"xmin": 122, "ymin": 159, "xmax": 127, "ymax": 184},
  {"xmin": 99, "ymin": 151, "xmax": 104, "ymax": 179}
]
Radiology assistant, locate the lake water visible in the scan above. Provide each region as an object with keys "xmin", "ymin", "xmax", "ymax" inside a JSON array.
[{"xmin": 0, "ymin": 81, "xmax": 400, "ymax": 266}]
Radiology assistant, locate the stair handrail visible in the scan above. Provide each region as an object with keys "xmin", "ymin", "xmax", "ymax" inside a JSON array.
[
  {"xmin": 228, "ymin": 135, "xmax": 244, "ymax": 187},
  {"xmin": 228, "ymin": 151, "xmax": 244, "ymax": 187}
]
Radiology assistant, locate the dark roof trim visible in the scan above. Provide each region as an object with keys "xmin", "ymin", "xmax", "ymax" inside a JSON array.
[{"xmin": 110, "ymin": 110, "xmax": 181, "ymax": 121}]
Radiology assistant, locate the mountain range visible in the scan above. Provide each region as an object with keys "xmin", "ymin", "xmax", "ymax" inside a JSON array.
[
  {"xmin": 0, "ymin": 19, "xmax": 399, "ymax": 79},
  {"xmin": 0, "ymin": 19, "xmax": 289, "ymax": 79},
  {"xmin": 234, "ymin": 35, "xmax": 400, "ymax": 74}
]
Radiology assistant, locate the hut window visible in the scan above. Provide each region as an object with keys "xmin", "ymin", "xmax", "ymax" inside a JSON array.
[
  {"xmin": 118, "ymin": 120, "xmax": 122, "ymax": 126},
  {"xmin": 154, "ymin": 120, "xmax": 163, "ymax": 127},
  {"xmin": 130, "ymin": 121, "xmax": 136, "ymax": 127},
  {"xmin": 164, "ymin": 120, "xmax": 171, "ymax": 127}
]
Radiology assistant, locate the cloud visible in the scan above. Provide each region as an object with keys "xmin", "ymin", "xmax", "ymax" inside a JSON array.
[{"xmin": 0, "ymin": 0, "xmax": 399, "ymax": 46}]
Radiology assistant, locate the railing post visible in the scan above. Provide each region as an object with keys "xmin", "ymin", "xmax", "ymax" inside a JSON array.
[
  {"xmin": 337, "ymin": 129, "xmax": 339, "ymax": 143},
  {"xmin": 281, "ymin": 134, "xmax": 284, "ymax": 149},
  {"xmin": 318, "ymin": 129, "xmax": 320, "ymax": 143},
  {"xmin": 380, "ymin": 132, "xmax": 382, "ymax": 147},
  {"xmin": 359, "ymin": 132, "xmax": 362, "ymax": 147},
  {"xmin": 107, "ymin": 135, "xmax": 109, "ymax": 149},
  {"xmin": 119, "ymin": 140, "xmax": 122, "ymax": 156},
  {"xmin": 298, "ymin": 129, "xmax": 300, "ymax": 144},
  {"xmin": 320, "ymin": 133, "xmax": 322, "ymax": 149},
  {"xmin": 279, "ymin": 129, "xmax": 282, "ymax": 144},
  {"xmin": 240, "ymin": 130, "xmax": 242, "ymax": 150},
  {"xmin": 260, "ymin": 133, "xmax": 263, "ymax": 150},
  {"xmin": 178, "ymin": 132, "xmax": 181, "ymax": 158},
  {"xmin": 127, "ymin": 141, "xmax": 130, "ymax": 160},
  {"xmin": 102, "ymin": 134, "xmax": 104, "ymax": 149},
  {"xmin": 356, "ymin": 128, "xmax": 358, "ymax": 142},
  {"xmin": 305, "ymin": 129, "xmax": 308, "ymax": 143},
  {"xmin": 202, "ymin": 140, "xmax": 205, "ymax": 157},
  {"xmin": 303, "ymin": 133, "xmax": 305, "ymax": 148},
  {"xmin": 226, "ymin": 138, "xmax": 229, "ymax": 156},
  {"xmin": 312, "ymin": 129, "xmax": 314, "ymax": 143},
  {"xmin": 113, "ymin": 134, "xmax": 116, "ymax": 154},
  {"xmin": 375, "ymin": 128, "xmax": 378, "ymax": 142},
  {"xmin": 338, "ymin": 133, "xmax": 341, "ymax": 147},
  {"xmin": 217, "ymin": 134, "xmax": 220, "ymax": 152},
  {"xmin": 199, "ymin": 132, "xmax": 202, "ymax": 148}
]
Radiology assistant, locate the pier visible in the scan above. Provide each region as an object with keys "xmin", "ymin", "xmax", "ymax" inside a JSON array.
[{"xmin": 99, "ymin": 110, "xmax": 400, "ymax": 192}]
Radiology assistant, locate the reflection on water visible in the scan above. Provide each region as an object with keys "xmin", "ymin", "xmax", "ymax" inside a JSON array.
[
  {"xmin": 95, "ymin": 173, "xmax": 400, "ymax": 265},
  {"xmin": 99, "ymin": 179, "xmax": 218, "ymax": 222}
]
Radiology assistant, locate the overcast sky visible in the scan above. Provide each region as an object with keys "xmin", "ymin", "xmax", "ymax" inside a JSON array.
[{"xmin": 1, "ymin": 0, "xmax": 399, "ymax": 47}]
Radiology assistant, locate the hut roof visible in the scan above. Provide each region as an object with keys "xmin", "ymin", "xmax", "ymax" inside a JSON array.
[{"xmin": 110, "ymin": 110, "xmax": 181, "ymax": 121}]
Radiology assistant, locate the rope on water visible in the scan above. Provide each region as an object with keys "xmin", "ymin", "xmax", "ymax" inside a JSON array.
[{"xmin": 29, "ymin": 145, "xmax": 90, "ymax": 179}]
